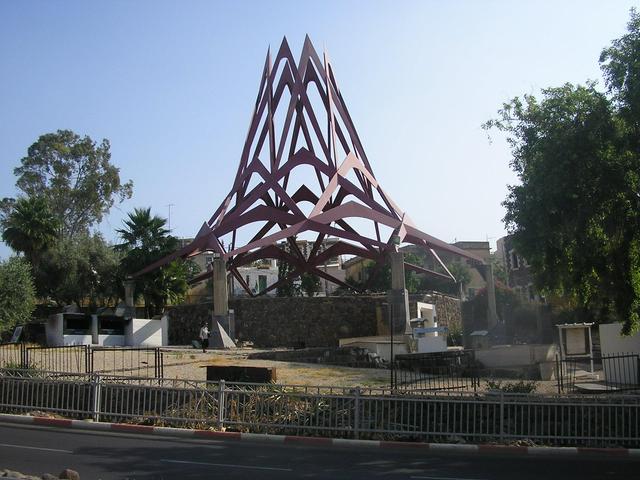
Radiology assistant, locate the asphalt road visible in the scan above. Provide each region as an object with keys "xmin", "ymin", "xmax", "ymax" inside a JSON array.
[{"xmin": 0, "ymin": 423, "xmax": 637, "ymax": 480}]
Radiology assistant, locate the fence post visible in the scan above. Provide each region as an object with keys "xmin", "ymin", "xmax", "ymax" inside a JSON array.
[
  {"xmin": 217, "ymin": 379, "xmax": 226, "ymax": 430},
  {"xmin": 353, "ymin": 387, "xmax": 361, "ymax": 440},
  {"xmin": 85, "ymin": 345, "xmax": 90, "ymax": 374},
  {"xmin": 555, "ymin": 354, "xmax": 562, "ymax": 394},
  {"xmin": 91, "ymin": 374, "xmax": 102, "ymax": 422},
  {"xmin": 21, "ymin": 343, "xmax": 27, "ymax": 369},
  {"xmin": 499, "ymin": 392, "xmax": 504, "ymax": 442}
]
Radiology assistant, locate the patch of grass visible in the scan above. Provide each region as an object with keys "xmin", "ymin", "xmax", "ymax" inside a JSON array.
[{"xmin": 486, "ymin": 379, "xmax": 538, "ymax": 394}]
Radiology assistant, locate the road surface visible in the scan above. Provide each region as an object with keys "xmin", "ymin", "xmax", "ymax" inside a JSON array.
[{"xmin": 0, "ymin": 422, "xmax": 636, "ymax": 479}]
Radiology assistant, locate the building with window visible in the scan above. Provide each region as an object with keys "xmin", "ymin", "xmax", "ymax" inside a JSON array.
[{"xmin": 496, "ymin": 235, "xmax": 541, "ymax": 302}]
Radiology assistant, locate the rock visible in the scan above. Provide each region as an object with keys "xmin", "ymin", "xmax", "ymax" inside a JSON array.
[
  {"xmin": 3, "ymin": 470, "xmax": 26, "ymax": 478},
  {"xmin": 58, "ymin": 469, "xmax": 80, "ymax": 480},
  {"xmin": 42, "ymin": 474, "xmax": 58, "ymax": 480}
]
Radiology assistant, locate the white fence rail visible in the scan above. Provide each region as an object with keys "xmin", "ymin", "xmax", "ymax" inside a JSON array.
[{"xmin": 0, "ymin": 369, "xmax": 638, "ymax": 447}]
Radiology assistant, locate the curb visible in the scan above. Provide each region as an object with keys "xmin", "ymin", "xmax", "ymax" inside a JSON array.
[{"xmin": 2, "ymin": 413, "xmax": 639, "ymax": 459}]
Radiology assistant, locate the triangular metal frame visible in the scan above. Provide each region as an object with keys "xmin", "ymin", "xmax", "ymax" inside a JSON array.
[{"xmin": 136, "ymin": 36, "xmax": 480, "ymax": 296}]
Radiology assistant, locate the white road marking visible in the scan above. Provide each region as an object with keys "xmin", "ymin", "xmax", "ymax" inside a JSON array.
[
  {"xmin": 410, "ymin": 476, "xmax": 488, "ymax": 480},
  {"xmin": 0, "ymin": 443, "xmax": 73, "ymax": 454},
  {"xmin": 161, "ymin": 459, "xmax": 293, "ymax": 472}
]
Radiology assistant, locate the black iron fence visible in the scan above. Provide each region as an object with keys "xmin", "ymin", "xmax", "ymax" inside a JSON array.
[
  {"xmin": 556, "ymin": 353, "xmax": 640, "ymax": 394},
  {"xmin": 2, "ymin": 372, "xmax": 638, "ymax": 447},
  {"xmin": 0, "ymin": 343, "xmax": 27, "ymax": 369},
  {"xmin": 91, "ymin": 347, "xmax": 163, "ymax": 379},
  {"xmin": 0, "ymin": 343, "xmax": 164, "ymax": 378},
  {"xmin": 26, "ymin": 345, "xmax": 90, "ymax": 373},
  {"xmin": 393, "ymin": 350, "xmax": 479, "ymax": 392}
]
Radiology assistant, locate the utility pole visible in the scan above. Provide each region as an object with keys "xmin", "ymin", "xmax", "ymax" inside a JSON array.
[{"xmin": 166, "ymin": 203, "xmax": 175, "ymax": 232}]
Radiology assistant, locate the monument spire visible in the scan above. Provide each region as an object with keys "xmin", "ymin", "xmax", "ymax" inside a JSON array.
[{"xmin": 136, "ymin": 36, "xmax": 481, "ymax": 295}]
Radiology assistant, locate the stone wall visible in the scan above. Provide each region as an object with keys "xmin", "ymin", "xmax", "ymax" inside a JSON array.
[{"xmin": 166, "ymin": 293, "xmax": 461, "ymax": 348}]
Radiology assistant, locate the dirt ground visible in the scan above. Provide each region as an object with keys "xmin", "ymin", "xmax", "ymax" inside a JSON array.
[{"xmin": 161, "ymin": 347, "xmax": 561, "ymax": 394}]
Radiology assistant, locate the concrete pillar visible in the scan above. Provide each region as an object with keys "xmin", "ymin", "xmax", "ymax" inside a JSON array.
[
  {"xmin": 387, "ymin": 250, "xmax": 411, "ymax": 335},
  {"xmin": 123, "ymin": 278, "xmax": 135, "ymax": 308},
  {"xmin": 212, "ymin": 258, "xmax": 231, "ymax": 336},
  {"xmin": 483, "ymin": 264, "xmax": 499, "ymax": 330}
]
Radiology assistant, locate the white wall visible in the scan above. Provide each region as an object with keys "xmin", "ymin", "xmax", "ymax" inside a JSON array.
[
  {"xmin": 599, "ymin": 323, "xmax": 640, "ymax": 385},
  {"xmin": 475, "ymin": 344, "xmax": 557, "ymax": 368},
  {"xmin": 126, "ymin": 318, "xmax": 164, "ymax": 347},
  {"xmin": 99, "ymin": 335, "xmax": 125, "ymax": 347},
  {"xmin": 599, "ymin": 323, "xmax": 640, "ymax": 355}
]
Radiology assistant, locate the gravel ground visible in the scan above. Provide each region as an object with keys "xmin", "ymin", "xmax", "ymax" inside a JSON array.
[
  {"xmin": 4, "ymin": 343, "xmax": 562, "ymax": 393},
  {"xmin": 161, "ymin": 347, "xmax": 561, "ymax": 393}
]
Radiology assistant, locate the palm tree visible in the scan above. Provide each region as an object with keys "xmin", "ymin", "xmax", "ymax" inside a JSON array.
[
  {"xmin": 116, "ymin": 207, "xmax": 172, "ymax": 254},
  {"xmin": 1, "ymin": 196, "xmax": 60, "ymax": 266},
  {"xmin": 116, "ymin": 207, "xmax": 189, "ymax": 316}
]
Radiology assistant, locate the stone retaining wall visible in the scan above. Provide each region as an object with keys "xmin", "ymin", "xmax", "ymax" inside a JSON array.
[{"xmin": 166, "ymin": 293, "xmax": 460, "ymax": 347}]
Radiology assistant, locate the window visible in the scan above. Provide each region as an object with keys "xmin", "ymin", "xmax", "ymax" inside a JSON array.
[
  {"xmin": 63, "ymin": 314, "xmax": 91, "ymax": 335},
  {"xmin": 258, "ymin": 274, "xmax": 267, "ymax": 291},
  {"xmin": 98, "ymin": 316, "xmax": 125, "ymax": 335},
  {"xmin": 510, "ymin": 250, "xmax": 519, "ymax": 269}
]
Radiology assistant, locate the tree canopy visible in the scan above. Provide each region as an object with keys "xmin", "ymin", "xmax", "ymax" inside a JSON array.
[
  {"xmin": 0, "ymin": 257, "xmax": 36, "ymax": 334},
  {"xmin": 37, "ymin": 233, "xmax": 121, "ymax": 308},
  {"xmin": 7, "ymin": 129, "xmax": 133, "ymax": 238},
  {"xmin": 1, "ymin": 196, "xmax": 59, "ymax": 267},
  {"xmin": 485, "ymin": 9, "xmax": 640, "ymax": 334}
]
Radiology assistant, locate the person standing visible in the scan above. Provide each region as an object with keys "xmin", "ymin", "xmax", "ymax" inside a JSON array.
[{"xmin": 199, "ymin": 323, "xmax": 210, "ymax": 353}]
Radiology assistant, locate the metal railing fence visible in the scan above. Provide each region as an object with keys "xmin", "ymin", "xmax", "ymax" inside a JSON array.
[
  {"xmin": 0, "ymin": 344, "xmax": 164, "ymax": 379},
  {"xmin": 0, "ymin": 343, "xmax": 27, "ymax": 369},
  {"xmin": 393, "ymin": 351, "xmax": 479, "ymax": 392},
  {"xmin": 90, "ymin": 347, "xmax": 164, "ymax": 378},
  {"xmin": 556, "ymin": 353, "xmax": 640, "ymax": 394},
  {"xmin": 26, "ymin": 345, "xmax": 90, "ymax": 373},
  {"xmin": 0, "ymin": 369, "xmax": 638, "ymax": 447}
]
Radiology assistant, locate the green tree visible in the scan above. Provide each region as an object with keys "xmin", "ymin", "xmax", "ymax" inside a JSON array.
[
  {"xmin": 300, "ymin": 272, "xmax": 321, "ymax": 297},
  {"xmin": 484, "ymin": 10, "xmax": 640, "ymax": 334},
  {"xmin": 600, "ymin": 10, "xmax": 640, "ymax": 138},
  {"xmin": 116, "ymin": 208, "xmax": 195, "ymax": 316},
  {"xmin": 448, "ymin": 262, "xmax": 472, "ymax": 297},
  {"xmin": 37, "ymin": 234, "xmax": 121, "ymax": 307},
  {"xmin": 0, "ymin": 257, "xmax": 36, "ymax": 334},
  {"xmin": 1, "ymin": 196, "xmax": 59, "ymax": 267},
  {"xmin": 6, "ymin": 130, "xmax": 133, "ymax": 238},
  {"xmin": 276, "ymin": 258, "xmax": 300, "ymax": 296}
]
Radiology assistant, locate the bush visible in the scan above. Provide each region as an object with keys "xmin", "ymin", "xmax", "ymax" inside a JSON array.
[
  {"xmin": 0, "ymin": 257, "xmax": 36, "ymax": 335},
  {"xmin": 486, "ymin": 379, "xmax": 538, "ymax": 394}
]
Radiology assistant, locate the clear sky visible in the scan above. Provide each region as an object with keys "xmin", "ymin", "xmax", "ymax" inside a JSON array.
[{"xmin": 1, "ymin": 0, "xmax": 637, "ymax": 259}]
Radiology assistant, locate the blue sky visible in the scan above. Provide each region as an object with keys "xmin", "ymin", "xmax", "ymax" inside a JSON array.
[{"xmin": 1, "ymin": 0, "xmax": 637, "ymax": 258}]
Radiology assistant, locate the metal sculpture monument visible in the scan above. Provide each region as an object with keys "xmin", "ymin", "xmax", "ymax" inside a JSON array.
[{"xmin": 136, "ymin": 37, "xmax": 479, "ymax": 318}]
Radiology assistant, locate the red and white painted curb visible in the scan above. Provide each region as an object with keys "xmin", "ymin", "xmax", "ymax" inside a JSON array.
[{"xmin": 1, "ymin": 413, "xmax": 638, "ymax": 458}]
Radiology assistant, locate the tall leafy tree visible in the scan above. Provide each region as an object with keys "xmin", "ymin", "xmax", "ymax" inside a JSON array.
[
  {"xmin": 0, "ymin": 257, "xmax": 36, "ymax": 334},
  {"xmin": 37, "ymin": 234, "xmax": 121, "ymax": 308},
  {"xmin": 484, "ymin": 10, "xmax": 640, "ymax": 334},
  {"xmin": 300, "ymin": 272, "xmax": 321, "ymax": 297},
  {"xmin": 116, "ymin": 208, "xmax": 196, "ymax": 316},
  {"xmin": 276, "ymin": 258, "xmax": 300, "ymax": 297},
  {"xmin": 6, "ymin": 129, "xmax": 133, "ymax": 238},
  {"xmin": 1, "ymin": 196, "xmax": 59, "ymax": 267}
]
